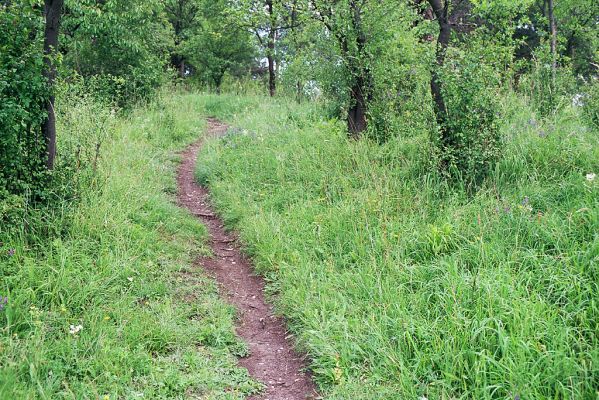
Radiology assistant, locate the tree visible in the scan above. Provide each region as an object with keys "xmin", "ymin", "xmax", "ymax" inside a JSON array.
[
  {"xmin": 61, "ymin": 0, "xmax": 172, "ymax": 105},
  {"xmin": 165, "ymin": 0, "xmax": 201, "ymax": 78},
  {"xmin": 547, "ymin": 0, "xmax": 557, "ymax": 81},
  {"xmin": 426, "ymin": 0, "xmax": 450, "ymax": 145},
  {"xmin": 311, "ymin": 0, "xmax": 375, "ymax": 136},
  {"xmin": 183, "ymin": 0, "xmax": 256, "ymax": 90},
  {"xmin": 42, "ymin": 0, "xmax": 63, "ymax": 169},
  {"xmin": 234, "ymin": 0, "xmax": 302, "ymax": 97}
]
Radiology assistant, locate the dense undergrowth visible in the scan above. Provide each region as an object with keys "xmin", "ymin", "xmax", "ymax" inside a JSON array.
[
  {"xmin": 0, "ymin": 91, "xmax": 259, "ymax": 399},
  {"xmin": 196, "ymin": 94, "xmax": 598, "ymax": 399}
]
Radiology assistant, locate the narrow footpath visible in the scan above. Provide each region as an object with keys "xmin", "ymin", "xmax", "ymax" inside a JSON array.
[{"xmin": 176, "ymin": 118, "xmax": 318, "ymax": 400}]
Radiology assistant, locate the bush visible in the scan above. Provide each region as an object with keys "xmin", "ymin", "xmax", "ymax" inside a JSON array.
[
  {"xmin": 0, "ymin": 4, "xmax": 48, "ymax": 200},
  {"xmin": 437, "ymin": 47, "xmax": 502, "ymax": 186},
  {"xmin": 582, "ymin": 78, "xmax": 599, "ymax": 130}
]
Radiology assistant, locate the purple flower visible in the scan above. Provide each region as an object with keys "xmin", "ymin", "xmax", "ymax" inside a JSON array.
[
  {"xmin": 522, "ymin": 196, "xmax": 529, "ymax": 206},
  {"xmin": 538, "ymin": 130, "xmax": 547, "ymax": 138},
  {"xmin": 528, "ymin": 118, "xmax": 537, "ymax": 127},
  {"xmin": 514, "ymin": 395, "xmax": 520, "ymax": 400},
  {"xmin": 0, "ymin": 296, "xmax": 7, "ymax": 312},
  {"xmin": 7, "ymin": 249, "xmax": 15, "ymax": 257}
]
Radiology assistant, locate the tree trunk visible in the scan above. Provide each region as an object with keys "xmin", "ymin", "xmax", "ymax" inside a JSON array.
[
  {"xmin": 42, "ymin": 0, "xmax": 63, "ymax": 170},
  {"xmin": 266, "ymin": 0, "xmax": 276, "ymax": 97},
  {"xmin": 179, "ymin": 59, "xmax": 185, "ymax": 78},
  {"xmin": 547, "ymin": 0, "xmax": 557, "ymax": 82},
  {"xmin": 348, "ymin": 81, "xmax": 367, "ymax": 137},
  {"xmin": 427, "ymin": 0, "xmax": 452, "ymax": 148},
  {"xmin": 346, "ymin": 0, "xmax": 372, "ymax": 137},
  {"xmin": 267, "ymin": 49, "xmax": 276, "ymax": 97}
]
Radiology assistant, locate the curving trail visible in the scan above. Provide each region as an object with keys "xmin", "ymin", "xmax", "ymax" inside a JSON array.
[{"xmin": 176, "ymin": 118, "xmax": 318, "ymax": 400}]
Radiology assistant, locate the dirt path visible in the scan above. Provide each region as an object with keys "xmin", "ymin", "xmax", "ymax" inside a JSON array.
[{"xmin": 176, "ymin": 118, "xmax": 318, "ymax": 400}]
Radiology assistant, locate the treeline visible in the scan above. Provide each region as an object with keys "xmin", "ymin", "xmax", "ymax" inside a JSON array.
[{"xmin": 1, "ymin": 0, "xmax": 598, "ymax": 201}]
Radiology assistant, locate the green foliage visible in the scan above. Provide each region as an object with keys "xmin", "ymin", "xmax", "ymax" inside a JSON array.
[
  {"xmin": 0, "ymin": 91, "xmax": 261, "ymax": 398},
  {"xmin": 196, "ymin": 93, "xmax": 598, "ymax": 399},
  {"xmin": 582, "ymin": 78, "xmax": 599, "ymax": 130},
  {"xmin": 182, "ymin": 0, "xmax": 256, "ymax": 90},
  {"xmin": 520, "ymin": 43, "xmax": 578, "ymax": 117},
  {"xmin": 0, "ymin": 3, "xmax": 48, "ymax": 200},
  {"xmin": 62, "ymin": 0, "xmax": 173, "ymax": 106},
  {"xmin": 437, "ymin": 44, "xmax": 502, "ymax": 186}
]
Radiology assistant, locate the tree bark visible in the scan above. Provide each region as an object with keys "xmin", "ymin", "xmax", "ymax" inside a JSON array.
[
  {"xmin": 348, "ymin": 80, "xmax": 367, "ymax": 136},
  {"xmin": 347, "ymin": 0, "xmax": 372, "ymax": 137},
  {"xmin": 266, "ymin": 0, "xmax": 276, "ymax": 97},
  {"xmin": 42, "ymin": 0, "xmax": 63, "ymax": 170},
  {"xmin": 427, "ymin": 0, "xmax": 452, "ymax": 148},
  {"xmin": 547, "ymin": 0, "xmax": 557, "ymax": 82},
  {"xmin": 179, "ymin": 59, "xmax": 185, "ymax": 78}
]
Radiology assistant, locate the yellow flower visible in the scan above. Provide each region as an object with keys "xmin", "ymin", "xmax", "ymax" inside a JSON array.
[{"xmin": 103, "ymin": 316, "xmax": 110, "ymax": 321}]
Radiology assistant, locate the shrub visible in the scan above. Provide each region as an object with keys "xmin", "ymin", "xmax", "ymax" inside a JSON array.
[
  {"xmin": 0, "ymin": 4, "xmax": 48, "ymax": 200},
  {"xmin": 437, "ymin": 47, "xmax": 502, "ymax": 186},
  {"xmin": 582, "ymin": 78, "xmax": 599, "ymax": 130}
]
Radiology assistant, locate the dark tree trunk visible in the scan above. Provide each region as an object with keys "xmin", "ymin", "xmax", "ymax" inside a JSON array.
[
  {"xmin": 266, "ymin": 0, "xmax": 276, "ymax": 97},
  {"xmin": 348, "ymin": 81, "xmax": 367, "ymax": 137},
  {"xmin": 427, "ymin": 0, "xmax": 452, "ymax": 148},
  {"xmin": 547, "ymin": 0, "xmax": 557, "ymax": 82},
  {"xmin": 346, "ymin": 0, "xmax": 372, "ymax": 137},
  {"xmin": 179, "ymin": 59, "xmax": 185, "ymax": 78},
  {"xmin": 42, "ymin": 0, "xmax": 63, "ymax": 170}
]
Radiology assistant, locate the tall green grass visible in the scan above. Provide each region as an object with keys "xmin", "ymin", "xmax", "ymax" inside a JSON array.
[
  {"xmin": 196, "ymin": 93, "xmax": 598, "ymax": 399},
  {"xmin": 0, "ymin": 90, "xmax": 260, "ymax": 399}
]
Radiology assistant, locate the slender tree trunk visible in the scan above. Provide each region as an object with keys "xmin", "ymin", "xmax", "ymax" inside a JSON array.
[
  {"xmin": 427, "ymin": 0, "xmax": 452, "ymax": 148},
  {"xmin": 347, "ymin": 80, "xmax": 367, "ymax": 136},
  {"xmin": 346, "ymin": 0, "xmax": 372, "ymax": 137},
  {"xmin": 266, "ymin": 0, "xmax": 276, "ymax": 97},
  {"xmin": 179, "ymin": 59, "xmax": 185, "ymax": 78},
  {"xmin": 547, "ymin": 0, "xmax": 557, "ymax": 82},
  {"xmin": 42, "ymin": 0, "xmax": 63, "ymax": 170}
]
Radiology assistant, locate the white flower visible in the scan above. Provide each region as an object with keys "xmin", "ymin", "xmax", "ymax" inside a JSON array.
[
  {"xmin": 127, "ymin": 277, "xmax": 134, "ymax": 282},
  {"xmin": 419, "ymin": 396, "xmax": 428, "ymax": 400},
  {"xmin": 586, "ymin": 173, "xmax": 596, "ymax": 182},
  {"xmin": 572, "ymin": 93, "xmax": 585, "ymax": 107},
  {"xmin": 69, "ymin": 324, "xmax": 83, "ymax": 335}
]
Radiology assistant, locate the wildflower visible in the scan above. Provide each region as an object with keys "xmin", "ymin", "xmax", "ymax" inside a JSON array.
[
  {"xmin": 419, "ymin": 396, "xmax": 428, "ymax": 400},
  {"xmin": 103, "ymin": 315, "xmax": 110, "ymax": 321},
  {"xmin": 522, "ymin": 196, "xmax": 529, "ymax": 206},
  {"xmin": 572, "ymin": 93, "xmax": 585, "ymax": 107},
  {"xmin": 528, "ymin": 118, "xmax": 537, "ymax": 127},
  {"xmin": 7, "ymin": 248, "xmax": 15, "ymax": 257},
  {"xmin": 0, "ymin": 296, "xmax": 7, "ymax": 312},
  {"xmin": 69, "ymin": 324, "xmax": 83, "ymax": 335},
  {"xmin": 586, "ymin": 173, "xmax": 596, "ymax": 182},
  {"xmin": 127, "ymin": 277, "xmax": 134, "ymax": 282},
  {"xmin": 538, "ymin": 130, "xmax": 547, "ymax": 138}
]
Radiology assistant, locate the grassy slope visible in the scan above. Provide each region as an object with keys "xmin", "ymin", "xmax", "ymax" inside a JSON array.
[
  {"xmin": 195, "ymin": 94, "xmax": 598, "ymax": 399},
  {"xmin": 0, "ymin": 92, "xmax": 259, "ymax": 399}
]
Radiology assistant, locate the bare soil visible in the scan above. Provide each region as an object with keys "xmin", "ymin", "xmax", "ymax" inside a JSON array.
[{"xmin": 176, "ymin": 118, "xmax": 319, "ymax": 400}]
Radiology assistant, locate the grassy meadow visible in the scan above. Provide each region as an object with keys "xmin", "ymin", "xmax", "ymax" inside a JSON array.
[
  {"xmin": 195, "ymin": 93, "xmax": 598, "ymax": 399},
  {"xmin": 0, "ymin": 91, "xmax": 260, "ymax": 399}
]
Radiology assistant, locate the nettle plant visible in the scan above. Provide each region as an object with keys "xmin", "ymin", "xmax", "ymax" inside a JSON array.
[{"xmin": 436, "ymin": 47, "xmax": 502, "ymax": 186}]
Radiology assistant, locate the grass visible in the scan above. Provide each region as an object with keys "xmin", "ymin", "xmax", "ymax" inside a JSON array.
[
  {"xmin": 195, "ymin": 93, "xmax": 598, "ymax": 399},
  {"xmin": 0, "ymin": 90, "xmax": 260, "ymax": 399}
]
